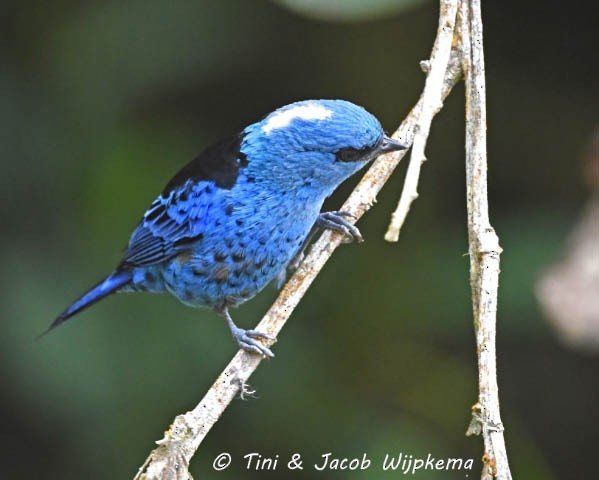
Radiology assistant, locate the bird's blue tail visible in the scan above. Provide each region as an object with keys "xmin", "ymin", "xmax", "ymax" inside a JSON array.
[{"xmin": 42, "ymin": 269, "xmax": 133, "ymax": 336}]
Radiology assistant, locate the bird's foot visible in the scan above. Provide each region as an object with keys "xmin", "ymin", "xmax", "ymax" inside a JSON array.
[
  {"xmin": 219, "ymin": 306, "xmax": 275, "ymax": 357},
  {"xmin": 230, "ymin": 326, "xmax": 275, "ymax": 358},
  {"xmin": 286, "ymin": 212, "xmax": 362, "ymax": 275},
  {"xmin": 317, "ymin": 211, "xmax": 363, "ymax": 243}
]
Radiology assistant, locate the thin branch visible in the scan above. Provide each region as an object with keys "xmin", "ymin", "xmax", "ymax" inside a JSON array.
[
  {"xmin": 134, "ymin": 10, "xmax": 463, "ymax": 480},
  {"xmin": 384, "ymin": 0, "xmax": 460, "ymax": 242},
  {"xmin": 460, "ymin": 0, "xmax": 512, "ymax": 479}
]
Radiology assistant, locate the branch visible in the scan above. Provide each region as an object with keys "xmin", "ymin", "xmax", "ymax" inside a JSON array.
[
  {"xmin": 460, "ymin": 0, "xmax": 512, "ymax": 479},
  {"xmin": 384, "ymin": 0, "xmax": 460, "ymax": 241},
  {"xmin": 135, "ymin": 4, "xmax": 463, "ymax": 479}
]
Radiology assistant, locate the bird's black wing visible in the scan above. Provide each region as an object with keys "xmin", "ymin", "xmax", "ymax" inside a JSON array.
[{"xmin": 121, "ymin": 132, "xmax": 248, "ymax": 267}]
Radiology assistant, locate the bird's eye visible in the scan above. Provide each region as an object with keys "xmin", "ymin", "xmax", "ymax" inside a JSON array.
[{"xmin": 336, "ymin": 146, "xmax": 369, "ymax": 162}]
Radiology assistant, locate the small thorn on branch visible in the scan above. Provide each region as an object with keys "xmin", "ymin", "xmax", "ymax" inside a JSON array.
[{"xmin": 466, "ymin": 402, "xmax": 484, "ymax": 436}]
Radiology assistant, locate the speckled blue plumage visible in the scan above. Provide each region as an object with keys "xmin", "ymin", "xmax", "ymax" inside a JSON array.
[
  {"xmin": 49, "ymin": 99, "xmax": 405, "ymax": 355},
  {"xmin": 132, "ymin": 168, "xmax": 325, "ymax": 309}
]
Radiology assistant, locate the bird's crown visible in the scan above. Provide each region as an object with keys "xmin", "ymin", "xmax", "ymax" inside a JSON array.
[{"xmin": 248, "ymin": 99, "xmax": 384, "ymax": 155}]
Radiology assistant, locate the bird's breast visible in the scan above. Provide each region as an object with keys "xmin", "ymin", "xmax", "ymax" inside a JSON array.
[{"xmin": 161, "ymin": 184, "xmax": 322, "ymax": 309}]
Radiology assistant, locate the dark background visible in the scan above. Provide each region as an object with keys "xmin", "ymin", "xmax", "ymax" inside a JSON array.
[{"xmin": 1, "ymin": 0, "xmax": 597, "ymax": 478}]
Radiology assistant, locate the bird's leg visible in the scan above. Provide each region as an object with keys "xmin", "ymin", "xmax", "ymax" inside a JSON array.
[
  {"xmin": 217, "ymin": 306, "xmax": 274, "ymax": 358},
  {"xmin": 287, "ymin": 225, "xmax": 319, "ymax": 271},
  {"xmin": 287, "ymin": 212, "xmax": 363, "ymax": 273},
  {"xmin": 317, "ymin": 211, "xmax": 363, "ymax": 243}
]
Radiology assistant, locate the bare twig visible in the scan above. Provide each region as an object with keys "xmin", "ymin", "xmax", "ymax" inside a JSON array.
[
  {"xmin": 134, "ymin": 10, "xmax": 463, "ymax": 480},
  {"xmin": 460, "ymin": 0, "xmax": 512, "ymax": 479},
  {"xmin": 384, "ymin": 0, "xmax": 460, "ymax": 241}
]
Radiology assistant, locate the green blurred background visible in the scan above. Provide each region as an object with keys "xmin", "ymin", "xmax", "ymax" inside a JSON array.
[{"xmin": 2, "ymin": 0, "xmax": 597, "ymax": 478}]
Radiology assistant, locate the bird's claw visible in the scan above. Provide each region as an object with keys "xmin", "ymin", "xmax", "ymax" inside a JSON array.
[
  {"xmin": 317, "ymin": 211, "xmax": 363, "ymax": 243},
  {"xmin": 232, "ymin": 327, "xmax": 275, "ymax": 358}
]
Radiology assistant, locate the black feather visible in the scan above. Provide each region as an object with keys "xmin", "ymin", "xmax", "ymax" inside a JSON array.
[{"xmin": 162, "ymin": 132, "xmax": 247, "ymax": 194}]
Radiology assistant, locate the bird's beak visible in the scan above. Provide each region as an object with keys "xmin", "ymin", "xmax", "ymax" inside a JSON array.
[{"xmin": 378, "ymin": 135, "xmax": 407, "ymax": 154}]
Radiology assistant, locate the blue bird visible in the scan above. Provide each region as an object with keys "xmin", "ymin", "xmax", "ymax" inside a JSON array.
[{"xmin": 47, "ymin": 100, "xmax": 405, "ymax": 357}]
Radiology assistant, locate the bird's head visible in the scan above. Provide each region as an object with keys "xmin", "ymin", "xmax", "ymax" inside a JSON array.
[{"xmin": 242, "ymin": 99, "xmax": 405, "ymax": 198}]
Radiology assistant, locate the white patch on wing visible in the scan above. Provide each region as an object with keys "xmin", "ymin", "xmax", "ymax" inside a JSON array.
[{"xmin": 262, "ymin": 104, "xmax": 332, "ymax": 133}]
